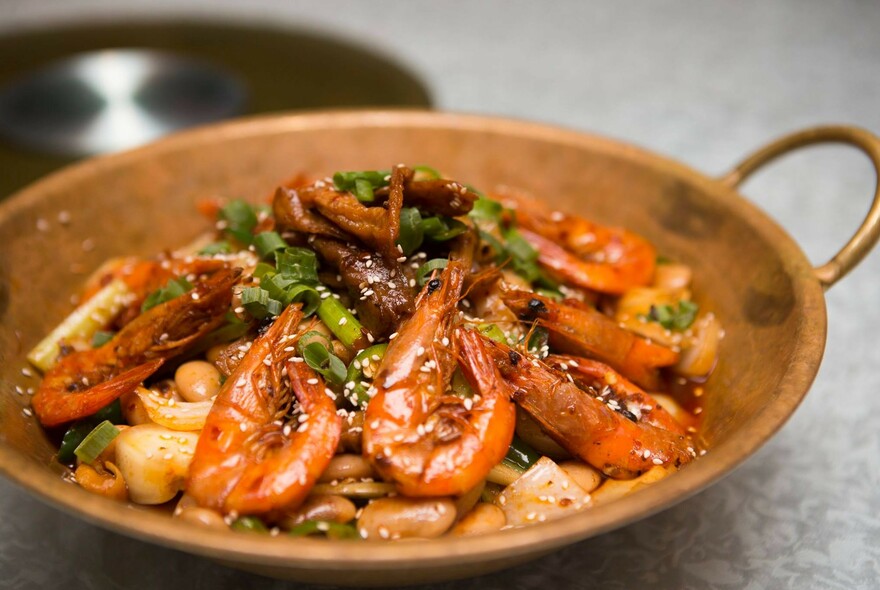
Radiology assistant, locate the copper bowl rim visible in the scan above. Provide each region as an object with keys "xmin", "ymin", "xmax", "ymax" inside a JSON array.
[{"xmin": 0, "ymin": 110, "xmax": 830, "ymax": 570}]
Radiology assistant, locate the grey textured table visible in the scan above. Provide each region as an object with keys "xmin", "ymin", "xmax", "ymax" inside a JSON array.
[{"xmin": 2, "ymin": 1, "xmax": 879, "ymax": 588}]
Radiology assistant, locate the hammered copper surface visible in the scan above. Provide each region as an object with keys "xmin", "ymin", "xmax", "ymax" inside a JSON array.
[{"xmin": 0, "ymin": 111, "xmax": 874, "ymax": 586}]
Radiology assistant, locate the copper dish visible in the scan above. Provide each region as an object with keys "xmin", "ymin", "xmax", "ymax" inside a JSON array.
[{"xmin": 0, "ymin": 111, "xmax": 878, "ymax": 586}]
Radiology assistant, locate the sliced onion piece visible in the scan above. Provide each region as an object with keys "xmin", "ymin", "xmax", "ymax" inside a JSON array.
[
  {"xmin": 136, "ymin": 386, "xmax": 213, "ymax": 431},
  {"xmin": 497, "ymin": 457, "xmax": 590, "ymax": 527},
  {"xmin": 674, "ymin": 312, "xmax": 721, "ymax": 377}
]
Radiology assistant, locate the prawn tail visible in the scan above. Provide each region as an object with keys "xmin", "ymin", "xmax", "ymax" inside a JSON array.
[{"xmin": 33, "ymin": 358, "xmax": 164, "ymax": 427}]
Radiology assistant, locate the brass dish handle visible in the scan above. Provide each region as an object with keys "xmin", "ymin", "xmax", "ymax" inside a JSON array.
[{"xmin": 720, "ymin": 125, "xmax": 880, "ymax": 290}]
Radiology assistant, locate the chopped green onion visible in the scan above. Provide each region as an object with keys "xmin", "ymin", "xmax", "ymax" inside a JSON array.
[
  {"xmin": 502, "ymin": 228, "xmax": 541, "ymax": 283},
  {"xmin": 469, "ymin": 197, "xmax": 504, "ymax": 222},
  {"xmin": 240, "ymin": 287, "xmax": 283, "ymax": 320},
  {"xmin": 261, "ymin": 273, "xmax": 296, "ymax": 304},
  {"xmin": 421, "ymin": 216, "xmax": 468, "ymax": 241},
  {"xmin": 416, "ymin": 258, "xmax": 450, "ymax": 286},
  {"xmin": 645, "ymin": 301, "xmax": 699, "ymax": 331},
  {"xmin": 231, "ymin": 516, "xmax": 269, "ymax": 533},
  {"xmin": 298, "ymin": 330, "xmax": 333, "ymax": 352},
  {"xmin": 253, "ymin": 231, "xmax": 288, "ymax": 259},
  {"xmin": 253, "ymin": 262, "xmax": 276, "ymax": 280},
  {"xmin": 480, "ymin": 482, "xmax": 503, "ymax": 504},
  {"xmin": 57, "ymin": 422, "xmax": 96, "ymax": 463},
  {"xmin": 503, "ymin": 435, "xmax": 540, "ymax": 472},
  {"xmin": 656, "ymin": 255, "xmax": 673, "ymax": 265},
  {"xmin": 477, "ymin": 323, "xmax": 508, "ymax": 344},
  {"xmin": 28, "ymin": 279, "xmax": 132, "ymax": 372},
  {"xmin": 301, "ymin": 342, "xmax": 347, "ymax": 386},
  {"xmin": 205, "ymin": 312, "xmax": 251, "ymax": 345},
  {"xmin": 141, "ymin": 277, "xmax": 194, "ymax": 312},
  {"xmin": 396, "ymin": 207, "xmax": 423, "ymax": 256},
  {"xmin": 91, "ymin": 330, "xmax": 116, "ymax": 348},
  {"xmin": 354, "ymin": 178, "xmax": 375, "ymax": 203},
  {"xmin": 345, "ymin": 343, "xmax": 388, "ymax": 407},
  {"xmin": 197, "ymin": 241, "xmax": 232, "ymax": 255},
  {"xmin": 285, "ymin": 284, "xmax": 322, "ymax": 316},
  {"xmin": 93, "ymin": 399, "xmax": 124, "ymax": 425},
  {"xmin": 450, "ymin": 367, "xmax": 473, "ymax": 398},
  {"xmin": 332, "ymin": 170, "xmax": 391, "ymax": 201},
  {"xmin": 73, "ymin": 420, "xmax": 120, "ymax": 464},
  {"xmin": 413, "ymin": 164, "xmax": 442, "ymax": 179},
  {"xmin": 487, "ymin": 461, "xmax": 523, "ymax": 486},
  {"xmin": 317, "ymin": 297, "xmax": 365, "ymax": 349},
  {"xmin": 525, "ymin": 326, "xmax": 550, "ymax": 354},
  {"xmin": 219, "ymin": 200, "xmax": 259, "ymax": 244},
  {"xmin": 56, "ymin": 401, "xmax": 124, "ymax": 463},
  {"xmin": 477, "ymin": 229, "xmax": 505, "ymax": 260},
  {"xmin": 288, "ymin": 520, "xmax": 359, "ymax": 539},
  {"xmin": 276, "ymin": 247, "xmax": 319, "ymax": 284}
]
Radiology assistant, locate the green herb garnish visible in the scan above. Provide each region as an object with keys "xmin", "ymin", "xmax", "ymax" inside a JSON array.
[
  {"xmin": 91, "ymin": 330, "xmax": 116, "ymax": 348},
  {"xmin": 345, "ymin": 343, "xmax": 389, "ymax": 407},
  {"xmin": 276, "ymin": 247, "xmax": 319, "ymax": 284},
  {"xmin": 253, "ymin": 231, "xmax": 288, "ymax": 259},
  {"xmin": 218, "ymin": 199, "xmax": 259, "ymax": 244},
  {"xmin": 198, "ymin": 241, "xmax": 232, "ymax": 255},
  {"xmin": 396, "ymin": 207, "xmax": 423, "ymax": 255},
  {"xmin": 332, "ymin": 170, "xmax": 391, "ymax": 203},
  {"xmin": 477, "ymin": 323, "xmax": 508, "ymax": 344},
  {"xmin": 469, "ymin": 197, "xmax": 504, "ymax": 222},
  {"xmin": 300, "ymin": 342, "xmax": 347, "ymax": 386},
  {"xmin": 240, "ymin": 287, "xmax": 283, "ymax": 320},
  {"xmin": 645, "ymin": 300, "xmax": 699, "ymax": 331},
  {"xmin": 141, "ymin": 276, "xmax": 194, "ymax": 312}
]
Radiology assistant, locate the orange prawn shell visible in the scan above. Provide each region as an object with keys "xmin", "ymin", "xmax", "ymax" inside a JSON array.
[{"xmin": 186, "ymin": 305, "xmax": 341, "ymax": 515}]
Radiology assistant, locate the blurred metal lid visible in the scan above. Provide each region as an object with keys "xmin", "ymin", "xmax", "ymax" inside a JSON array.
[{"xmin": 0, "ymin": 19, "xmax": 431, "ymax": 197}]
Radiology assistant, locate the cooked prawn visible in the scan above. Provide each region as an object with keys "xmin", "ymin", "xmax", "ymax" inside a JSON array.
[
  {"xmin": 186, "ymin": 304, "xmax": 341, "ymax": 514},
  {"xmin": 480, "ymin": 335, "xmax": 695, "ymax": 479},
  {"xmin": 32, "ymin": 268, "xmax": 239, "ymax": 427},
  {"xmin": 545, "ymin": 355, "xmax": 690, "ymax": 434},
  {"xmin": 501, "ymin": 190, "xmax": 655, "ymax": 294},
  {"xmin": 362, "ymin": 250, "xmax": 516, "ymax": 497},
  {"xmin": 501, "ymin": 289, "xmax": 678, "ymax": 390},
  {"xmin": 80, "ymin": 256, "xmax": 230, "ymax": 327}
]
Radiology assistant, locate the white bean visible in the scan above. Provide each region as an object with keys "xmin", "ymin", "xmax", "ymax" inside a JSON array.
[
  {"xmin": 454, "ymin": 480, "xmax": 485, "ymax": 518},
  {"xmin": 120, "ymin": 390, "xmax": 153, "ymax": 426},
  {"xmin": 357, "ymin": 497, "xmax": 456, "ymax": 540},
  {"xmin": 282, "ymin": 495, "xmax": 357, "ymax": 527},
  {"xmin": 653, "ymin": 263, "xmax": 692, "ymax": 290},
  {"xmin": 559, "ymin": 460, "xmax": 603, "ymax": 493},
  {"xmin": 590, "ymin": 465, "xmax": 672, "ymax": 505},
  {"xmin": 450, "ymin": 503, "xmax": 506, "ymax": 536},
  {"xmin": 175, "ymin": 360, "xmax": 222, "ymax": 402},
  {"xmin": 176, "ymin": 506, "xmax": 228, "ymax": 530},
  {"xmin": 319, "ymin": 454, "xmax": 376, "ymax": 483}
]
